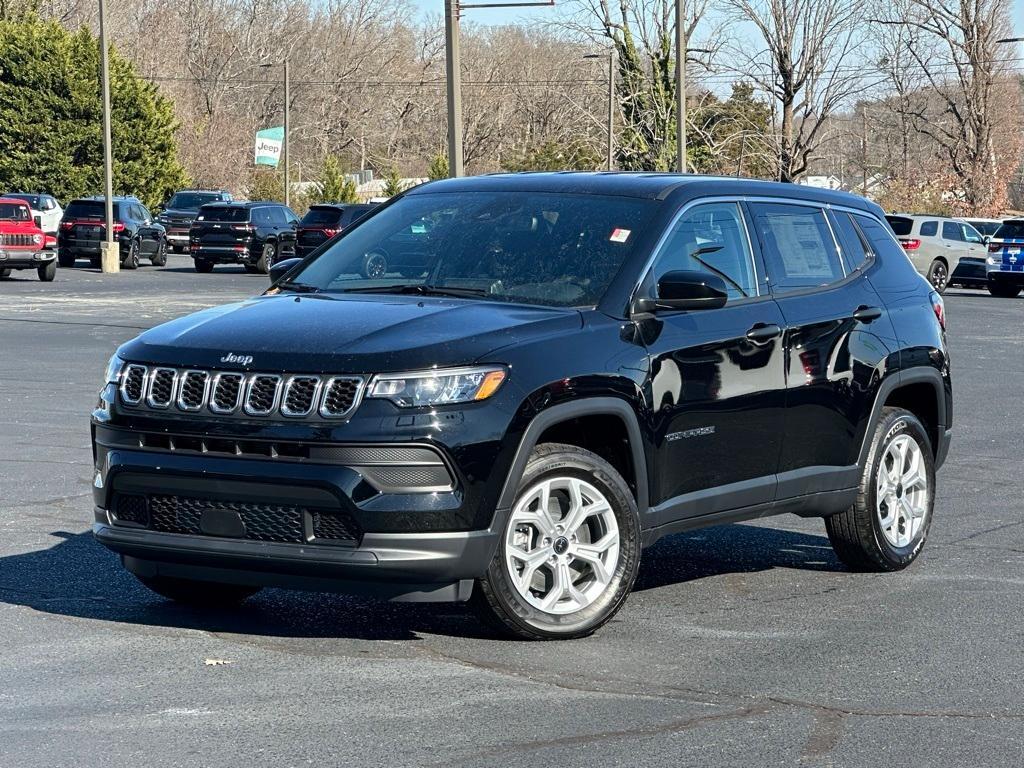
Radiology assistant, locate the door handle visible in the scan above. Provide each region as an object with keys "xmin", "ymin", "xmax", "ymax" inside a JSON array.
[
  {"xmin": 745, "ymin": 323, "xmax": 783, "ymax": 342},
  {"xmin": 852, "ymin": 305, "xmax": 882, "ymax": 323}
]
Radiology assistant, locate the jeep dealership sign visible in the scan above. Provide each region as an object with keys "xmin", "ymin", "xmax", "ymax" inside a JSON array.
[{"xmin": 254, "ymin": 127, "xmax": 284, "ymax": 167}]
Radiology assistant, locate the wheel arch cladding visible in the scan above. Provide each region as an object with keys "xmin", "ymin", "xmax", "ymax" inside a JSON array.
[
  {"xmin": 496, "ymin": 397, "xmax": 649, "ymax": 516},
  {"xmin": 860, "ymin": 368, "xmax": 946, "ymax": 466}
]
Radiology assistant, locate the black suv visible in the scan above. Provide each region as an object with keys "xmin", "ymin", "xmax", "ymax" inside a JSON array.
[
  {"xmin": 296, "ymin": 203, "xmax": 375, "ymax": 258},
  {"xmin": 189, "ymin": 201, "xmax": 297, "ymax": 273},
  {"xmin": 91, "ymin": 174, "xmax": 951, "ymax": 639},
  {"xmin": 58, "ymin": 197, "xmax": 167, "ymax": 269},
  {"xmin": 156, "ymin": 189, "xmax": 232, "ymax": 253}
]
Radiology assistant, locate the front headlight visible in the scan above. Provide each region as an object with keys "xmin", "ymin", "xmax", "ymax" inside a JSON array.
[
  {"xmin": 368, "ymin": 366, "xmax": 507, "ymax": 407},
  {"xmin": 103, "ymin": 353, "xmax": 125, "ymax": 385},
  {"xmin": 32, "ymin": 233, "xmax": 42, "ymax": 245}
]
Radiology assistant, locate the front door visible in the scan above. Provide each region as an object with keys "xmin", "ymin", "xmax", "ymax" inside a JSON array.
[{"xmin": 642, "ymin": 201, "xmax": 787, "ymax": 525}]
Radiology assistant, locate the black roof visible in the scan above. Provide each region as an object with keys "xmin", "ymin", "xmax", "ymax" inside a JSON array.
[
  {"xmin": 198, "ymin": 200, "xmax": 283, "ymax": 208},
  {"xmin": 407, "ymin": 171, "xmax": 878, "ymax": 212},
  {"xmin": 75, "ymin": 195, "xmax": 141, "ymax": 203},
  {"xmin": 308, "ymin": 202, "xmax": 374, "ymax": 209}
]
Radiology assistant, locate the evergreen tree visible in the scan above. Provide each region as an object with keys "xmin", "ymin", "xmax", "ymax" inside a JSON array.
[
  {"xmin": 382, "ymin": 166, "xmax": 405, "ymax": 197},
  {"xmin": 0, "ymin": 15, "xmax": 187, "ymax": 208},
  {"xmin": 427, "ymin": 153, "xmax": 449, "ymax": 181}
]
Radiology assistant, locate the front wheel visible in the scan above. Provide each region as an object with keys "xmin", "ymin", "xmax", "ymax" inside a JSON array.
[
  {"xmin": 987, "ymin": 281, "xmax": 1021, "ymax": 298},
  {"xmin": 0, "ymin": 268, "xmax": 10, "ymax": 279},
  {"xmin": 37, "ymin": 261, "xmax": 56, "ymax": 281},
  {"xmin": 926, "ymin": 260, "xmax": 948, "ymax": 293},
  {"xmin": 135, "ymin": 573, "xmax": 261, "ymax": 607},
  {"xmin": 150, "ymin": 239, "xmax": 167, "ymax": 267},
  {"xmin": 362, "ymin": 250, "xmax": 387, "ymax": 279},
  {"xmin": 826, "ymin": 407, "xmax": 935, "ymax": 571},
  {"xmin": 194, "ymin": 259, "xmax": 214, "ymax": 273},
  {"xmin": 255, "ymin": 242, "xmax": 274, "ymax": 274},
  {"xmin": 471, "ymin": 443, "xmax": 641, "ymax": 640}
]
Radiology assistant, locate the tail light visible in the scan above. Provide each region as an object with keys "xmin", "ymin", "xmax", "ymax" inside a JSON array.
[
  {"xmin": 60, "ymin": 221, "xmax": 73, "ymax": 230},
  {"xmin": 322, "ymin": 228, "xmax": 338, "ymax": 237},
  {"xmin": 930, "ymin": 291, "xmax": 945, "ymax": 331},
  {"xmin": 900, "ymin": 239, "xmax": 921, "ymax": 250},
  {"xmin": 231, "ymin": 223, "xmax": 254, "ymax": 232},
  {"xmin": 988, "ymin": 242, "xmax": 1002, "ymax": 253},
  {"xmin": 111, "ymin": 222, "xmax": 125, "ymax": 233}
]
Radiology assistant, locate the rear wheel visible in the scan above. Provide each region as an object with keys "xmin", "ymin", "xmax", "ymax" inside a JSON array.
[
  {"xmin": 926, "ymin": 259, "xmax": 948, "ymax": 293},
  {"xmin": 37, "ymin": 261, "xmax": 56, "ymax": 281},
  {"xmin": 0, "ymin": 268, "xmax": 10, "ymax": 279},
  {"xmin": 362, "ymin": 250, "xmax": 387, "ymax": 278},
  {"xmin": 826, "ymin": 407, "xmax": 935, "ymax": 571},
  {"xmin": 471, "ymin": 443, "xmax": 641, "ymax": 640},
  {"xmin": 194, "ymin": 259, "xmax": 214, "ymax": 273},
  {"xmin": 255, "ymin": 242, "xmax": 274, "ymax": 274},
  {"xmin": 135, "ymin": 573, "xmax": 261, "ymax": 607},
  {"xmin": 57, "ymin": 250, "xmax": 75, "ymax": 268},
  {"xmin": 89, "ymin": 255, "xmax": 101, "ymax": 268},
  {"xmin": 987, "ymin": 281, "xmax": 1021, "ymax": 298}
]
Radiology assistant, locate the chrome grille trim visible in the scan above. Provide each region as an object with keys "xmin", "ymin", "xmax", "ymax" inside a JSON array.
[{"xmin": 117, "ymin": 365, "xmax": 365, "ymax": 421}]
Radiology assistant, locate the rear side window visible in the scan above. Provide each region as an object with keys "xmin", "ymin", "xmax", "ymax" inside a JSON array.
[
  {"xmin": 854, "ymin": 214, "xmax": 910, "ymax": 263},
  {"xmin": 749, "ymin": 203, "xmax": 844, "ymax": 294},
  {"xmin": 920, "ymin": 221, "xmax": 938, "ymax": 237},
  {"xmin": 197, "ymin": 206, "xmax": 248, "ymax": 222},
  {"xmin": 994, "ymin": 221, "xmax": 1024, "ymax": 240},
  {"xmin": 886, "ymin": 216, "xmax": 913, "ymax": 236},
  {"xmin": 830, "ymin": 211, "xmax": 870, "ymax": 272},
  {"xmin": 302, "ymin": 206, "xmax": 343, "ymax": 226},
  {"xmin": 252, "ymin": 207, "xmax": 275, "ymax": 225},
  {"xmin": 651, "ymin": 202, "xmax": 757, "ymax": 301},
  {"xmin": 942, "ymin": 221, "xmax": 962, "ymax": 241}
]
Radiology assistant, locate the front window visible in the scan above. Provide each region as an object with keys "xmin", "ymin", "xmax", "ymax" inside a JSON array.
[
  {"xmin": 0, "ymin": 202, "xmax": 31, "ymax": 221},
  {"xmin": 285, "ymin": 191, "xmax": 657, "ymax": 308},
  {"xmin": 168, "ymin": 192, "xmax": 222, "ymax": 210}
]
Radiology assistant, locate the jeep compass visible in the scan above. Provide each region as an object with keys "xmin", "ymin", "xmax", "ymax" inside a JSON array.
[{"xmin": 91, "ymin": 173, "xmax": 951, "ymax": 639}]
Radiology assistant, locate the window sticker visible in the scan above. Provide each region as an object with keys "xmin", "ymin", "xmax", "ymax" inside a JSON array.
[{"xmin": 610, "ymin": 228, "xmax": 631, "ymax": 243}]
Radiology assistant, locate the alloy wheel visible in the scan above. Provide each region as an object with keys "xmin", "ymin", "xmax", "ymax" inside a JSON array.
[
  {"xmin": 504, "ymin": 476, "xmax": 620, "ymax": 615},
  {"xmin": 930, "ymin": 263, "xmax": 948, "ymax": 292},
  {"xmin": 875, "ymin": 434, "xmax": 929, "ymax": 549}
]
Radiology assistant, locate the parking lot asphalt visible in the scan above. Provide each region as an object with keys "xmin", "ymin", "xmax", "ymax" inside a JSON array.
[{"xmin": 1, "ymin": 256, "xmax": 1021, "ymax": 767}]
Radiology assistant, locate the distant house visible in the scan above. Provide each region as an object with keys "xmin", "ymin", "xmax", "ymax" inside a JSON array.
[{"xmin": 797, "ymin": 175, "xmax": 843, "ymax": 191}]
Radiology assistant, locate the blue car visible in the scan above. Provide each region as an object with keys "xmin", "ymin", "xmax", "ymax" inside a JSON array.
[{"xmin": 986, "ymin": 219, "xmax": 1024, "ymax": 297}]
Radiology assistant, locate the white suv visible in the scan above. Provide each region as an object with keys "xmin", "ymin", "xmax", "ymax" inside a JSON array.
[{"xmin": 886, "ymin": 214, "xmax": 987, "ymax": 293}]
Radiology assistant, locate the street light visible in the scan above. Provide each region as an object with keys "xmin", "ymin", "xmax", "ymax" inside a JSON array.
[
  {"xmin": 443, "ymin": 0, "xmax": 555, "ymax": 177},
  {"xmin": 584, "ymin": 51, "xmax": 616, "ymax": 171},
  {"xmin": 97, "ymin": 0, "xmax": 117, "ymax": 271},
  {"xmin": 260, "ymin": 60, "xmax": 290, "ymax": 206}
]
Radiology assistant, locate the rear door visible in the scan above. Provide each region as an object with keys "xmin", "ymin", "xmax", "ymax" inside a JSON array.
[{"xmin": 748, "ymin": 201, "xmax": 893, "ymax": 498}]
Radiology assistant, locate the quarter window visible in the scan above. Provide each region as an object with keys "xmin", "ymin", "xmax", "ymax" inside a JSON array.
[
  {"xmin": 830, "ymin": 211, "xmax": 870, "ymax": 272},
  {"xmin": 920, "ymin": 220, "xmax": 938, "ymax": 237},
  {"xmin": 650, "ymin": 202, "xmax": 757, "ymax": 301},
  {"xmin": 749, "ymin": 203, "xmax": 845, "ymax": 294}
]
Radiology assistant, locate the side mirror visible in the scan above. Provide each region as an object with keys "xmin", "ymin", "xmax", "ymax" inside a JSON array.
[
  {"xmin": 33, "ymin": 215, "xmax": 42, "ymax": 229},
  {"xmin": 983, "ymin": 235, "xmax": 992, "ymax": 245},
  {"xmin": 269, "ymin": 257, "xmax": 302, "ymax": 284},
  {"xmin": 653, "ymin": 270, "xmax": 729, "ymax": 311}
]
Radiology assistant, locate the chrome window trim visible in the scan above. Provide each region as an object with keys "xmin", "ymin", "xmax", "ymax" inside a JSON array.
[
  {"xmin": 119, "ymin": 364, "xmax": 148, "ymax": 405},
  {"xmin": 243, "ymin": 374, "xmax": 283, "ymax": 417},
  {"xmin": 145, "ymin": 367, "xmax": 178, "ymax": 409},
  {"xmin": 319, "ymin": 376, "xmax": 367, "ymax": 419},
  {"xmin": 280, "ymin": 375, "xmax": 323, "ymax": 418},
  {"xmin": 176, "ymin": 370, "xmax": 211, "ymax": 412},
  {"xmin": 209, "ymin": 372, "xmax": 245, "ymax": 415}
]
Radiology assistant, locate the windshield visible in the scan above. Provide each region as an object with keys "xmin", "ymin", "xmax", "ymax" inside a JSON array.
[
  {"xmin": 288, "ymin": 191, "xmax": 657, "ymax": 308},
  {"xmin": 302, "ymin": 206, "xmax": 344, "ymax": 226},
  {"xmin": 0, "ymin": 202, "xmax": 31, "ymax": 221},
  {"xmin": 196, "ymin": 206, "xmax": 248, "ymax": 222},
  {"xmin": 968, "ymin": 220, "xmax": 1001, "ymax": 237},
  {"xmin": 168, "ymin": 192, "xmax": 222, "ymax": 210},
  {"xmin": 885, "ymin": 216, "xmax": 913, "ymax": 236},
  {"xmin": 4, "ymin": 194, "xmax": 40, "ymax": 208},
  {"xmin": 995, "ymin": 221, "xmax": 1024, "ymax": 240}
]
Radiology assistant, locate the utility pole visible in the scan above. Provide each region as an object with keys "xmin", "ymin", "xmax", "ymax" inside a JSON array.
[
  {"xmin": 675, "ymin": 0, "xmax": 686, "ymax": 173},
  {"xmin": 606, "ymin": 49, "xmax": 615, "ymax": 171},
  {"xmin": 862, "ymin": 109, "xmax": 868, "ymax": 196},
  {"xmin": 444, "ymin": 0, "xmax": 464, "ymax": 178},
  {"xmin": 283, "ymin": 59, "xmax": 290, "ymax": 206},
  {"xmin": 97, "ymin": 0, "xmax": 118, "ymax": 272}
]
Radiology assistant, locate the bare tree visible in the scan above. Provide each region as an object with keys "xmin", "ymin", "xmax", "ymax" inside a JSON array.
[{"xmin": 721, "ymin": 0, "xmax": 866, "ymax": 182}]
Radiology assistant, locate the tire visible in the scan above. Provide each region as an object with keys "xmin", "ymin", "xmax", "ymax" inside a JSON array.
[
  {"xmin": 89, "ymin": 255, "xmax": 101, "ymax": 269},
  {"xmin": 255, "ymin": 242, "xmax": 274, "ymax": 274},
  {"xmin": 243, "ymin": 263, "xmax": 260, "ymax": 274},
  {"xmin": 0, "ymin": 268, "xmax": 10, "ymax": 279},
  {"xmin": 150, "ymin": 240, "xmax": 167, "ymax": 267},
  {"xmin": 37, "ymin": 261, "xmax": 56, "ymax": 281},
  {"xmin": 57, "ymin": 250, "xmax": 75, "ymax": 268},
  {"xmin": 122, "ymin": 239, "xmax": 140, "ymax": 270},
  {"xmin": 135, "ymin": 573, "xmax": 261, "ymax": 607},
  {"xmin": 194, "ymin": 259, "xmax": 214, "ymax": 273},
  {"xmin": 471, "ymin": 443, "xmax": 641, "ymax": 640},
  {"xmin": 926, "ymin": 259, "xmax": 948, "ymax": 293},
  {"xmin": 987, "ymin": 281, "xmax": 1021, "ymax": 298},
  {"xmin": 362, "ymin": 250, "xmax": 387, "ymax": 279},
  {"xmin": 825, "ymin": 407, "xmax": 935, "ymax": 572}
]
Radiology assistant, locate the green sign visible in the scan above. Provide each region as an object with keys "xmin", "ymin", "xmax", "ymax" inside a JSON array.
[{"xmin": 255, "ymin": 126, "xmax": 284, "ymax": 167}]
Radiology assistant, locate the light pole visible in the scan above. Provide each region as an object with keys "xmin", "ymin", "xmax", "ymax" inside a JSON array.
[
  {"xmin": 97, "ymin": 0, "xmax": 117, "ymax": 271},
  {"xmin": 676, "ymin": 0, "xmax": 686, "ymax": 173},
  {"xmin": 260, "ymin": 60, "xmax": 290, "ymax": 206},
  {"xmin": 444, "ymin": 0, "xmax": 555, "ymax": 177},
  {"xmin": 584, "ymin": 51, "xmax": 617, "ymax": 171}
]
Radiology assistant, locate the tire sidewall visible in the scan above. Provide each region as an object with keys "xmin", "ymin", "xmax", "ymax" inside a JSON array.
[
  {"xmin": 928, "ymin": 260, "xmax": 947, "ymax": 293},
  {"xmin": 482, "ymin": 448, "xmax": 641, "ymax": 638},
  {"xmin": 865, "ymin": 410, "xmax": 935, "ymax": 567}
]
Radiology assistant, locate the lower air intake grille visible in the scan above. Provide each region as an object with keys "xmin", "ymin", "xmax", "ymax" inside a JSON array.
[
  {"xmin": 148, "ymin": 495, "xmax": 305, "ymax": 543},
  {"xmin": 311, "ymin": 511, "xmax": 361, "ymax": 542},
  {"xmin": 113, "ymin": 494, "xmax": 149, "ymax": 525}
]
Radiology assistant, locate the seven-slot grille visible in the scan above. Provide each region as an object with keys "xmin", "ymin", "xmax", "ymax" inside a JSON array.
[
  {"xmin": 0, "ymin": 233, "xmax": 36, "ymax": 247},
  {"xmin": 117, "ymin": 364, "xmax": 364, "ymax": 420}
]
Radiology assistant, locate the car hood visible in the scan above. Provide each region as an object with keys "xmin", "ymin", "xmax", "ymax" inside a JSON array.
[
  {"xmin": 160, "ymin": 208, "xmax": 200, "ymax": 219},
  {"xmin": 119, "ymin": 293, "xmax": 582, "ymax": 373}
]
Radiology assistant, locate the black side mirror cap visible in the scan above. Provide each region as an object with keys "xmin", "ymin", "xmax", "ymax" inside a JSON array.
[
  {"xmin": 269, "ymin": 257, "xmax": 303, "ymax": 284},
  {"xmin": 33, "ymin": 215, "xmax": 42, "ymax": 228},
  {"xmin": 652, "ymin": 270, "xmax": 729, "ymax": 311}
]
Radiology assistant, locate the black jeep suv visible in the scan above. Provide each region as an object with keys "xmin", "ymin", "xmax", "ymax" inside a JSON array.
[
  {"xmin": 296, "ymin": 203, "xmax": 376, "ymax": 258},
  {"xmin": 156, "ymin": 189, "xmax": 232, "ymax": 253},
  {"xmin": 91, "ymin": 174, "xmax": 951, "ymax": 639},
  {"xmin": 58, "ymin": 197, "xmax": 167, "ymax": 269},
  {"xmin": 189, "ymin": 201, "xmax": 298, "ymax": 273}
]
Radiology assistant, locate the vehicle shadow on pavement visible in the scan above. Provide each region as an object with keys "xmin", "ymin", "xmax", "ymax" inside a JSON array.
[{"xmin": 0, "ymin": 525, "xmax": 839, "ymax": 640}]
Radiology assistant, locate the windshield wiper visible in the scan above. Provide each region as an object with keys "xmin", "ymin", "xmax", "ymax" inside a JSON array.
[{"xmin": 276, "ymin": 281, "xmax": 320, "ymax": 293}]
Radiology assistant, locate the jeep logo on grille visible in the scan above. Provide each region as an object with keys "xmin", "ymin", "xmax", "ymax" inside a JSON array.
[{"xmin": 220, "ymin": 353, "xmax": 254, "ymax": 366}]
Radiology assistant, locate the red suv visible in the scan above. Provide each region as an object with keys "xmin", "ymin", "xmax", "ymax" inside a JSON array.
[{"xmin": 0, "ymin": 197, "xmax": 56, "ymax": 281}]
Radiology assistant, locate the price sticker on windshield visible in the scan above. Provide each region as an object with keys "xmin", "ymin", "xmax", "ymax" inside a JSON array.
[{"xmin": 609, "ymin": 228, "xmax": 631, "ymax": 243}]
